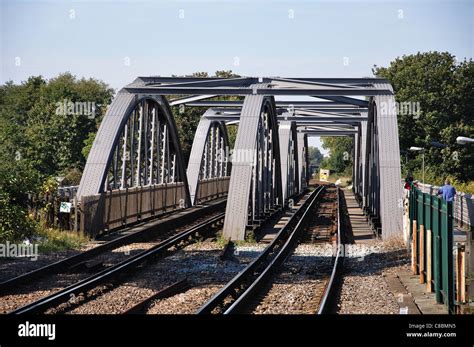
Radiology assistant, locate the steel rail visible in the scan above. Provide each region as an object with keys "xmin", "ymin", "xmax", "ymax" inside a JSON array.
[
  {"xmin": 9, "ymin": 213, "xmax": 225, "ymax": 315},
  {"xmin": 196, "ymin": 186, "xmax": 325, "ymax": 314},
  {"xmin": 0, "ymin": 200, "xmax": 226, "ymax": 295},
  {"xmin": 122, "ymin": 279, "xmax": 190, "ymax": 314},
  {"xmin": 317, "ymin": 187, "xmax": 345, "ymax": 314}
]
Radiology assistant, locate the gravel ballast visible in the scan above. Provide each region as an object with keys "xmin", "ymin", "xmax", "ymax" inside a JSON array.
[{"xmin": 336, "ymin": 239, "xmax": 410, "ymax": 314}]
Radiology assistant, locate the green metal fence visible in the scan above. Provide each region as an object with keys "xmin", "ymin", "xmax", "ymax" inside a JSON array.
[{"xmin": 408, "ymin": 183, "xmax": 455, "ymax": 313}]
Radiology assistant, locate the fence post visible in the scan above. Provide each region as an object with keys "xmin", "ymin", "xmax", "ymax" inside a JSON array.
[
  {"xmin": 410, "ymin": 187, "xmax": 418, "ymax": 274},
  {"xmin": 426, "ymin": 194, "xmax": 433, "ymax": 292},
  {"xmin": 432, "ymin": 197, "xmax": 442, "ymax": 303},
  {"xmin": 419, "ymin": 193, "xmax": 425, "ymax": 283},
  {"xmin": 441, "ymin": 200, "xmax": 454, "ymax": 313},
  {"xmin": 456, "ymin": 244, "xmax": 466, "ymax": 308}
]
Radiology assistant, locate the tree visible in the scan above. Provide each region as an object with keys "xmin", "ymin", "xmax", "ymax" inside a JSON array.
[
  {"xmin": 308, "ymin": 146, "xmax": 323, "ymax": 166},
  {"xmin": 319, "ymin": 137, "xmax": 353, "ymax": 174},
  {"xmin": 0, "ymin": 73, "xmax": 114, "ymax": 241},
  {"xmin": 171, "ymin": 70, "xmax": 241, "ymax": 164},
  {"xmin": 374, "ymin": 52, "xmax": 474, "ymax": 182}
]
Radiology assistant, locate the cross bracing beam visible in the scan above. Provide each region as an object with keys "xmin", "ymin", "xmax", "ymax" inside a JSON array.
[
  {"xmin": 134, "ymin": 76, "xmax": 389, "ymax": 85},
  {"xmin": 203, "ymin": 114, "xmax": 367, "ymax": 123},
  {"xmin": 124, "ymin": 86, "xmax": 392, "ymax": 96},
  {"xmin": 283, "ymin": 108, "xmax": 368, "ymax": 114},
  {"xmin": 300, "ymin": 126, "xmax": 357, "ymax": 132},
  {"xmin": 169, "ymin": 95, "xmax": 218, "ymax": 106},
  {"xmin": 291, "ymin": 109, "xmax": 366, "ymax": 117},
  {"xmin": 315, "ymin": 95, "xmax": 369, "ymax": 107},
  {"xmin": 133, "ymin": 76, "xmax": 258, "ymax": 88},
  {"xmin": 272, "ymin": 77, "xmax": 389, "ymax": 84},
  {"xmin": 302, "ymin": 131, "xmax": 357, "ymax": 136},
  {"xmin": 205, "ymin": 107, "xmax": 367, "ymax": 114},
  {"xmin": 183, "ymin": 100, "xmax": 368, "ymax": 109}
]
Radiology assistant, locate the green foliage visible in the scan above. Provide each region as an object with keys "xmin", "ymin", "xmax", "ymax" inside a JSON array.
[
  {"xmin": 0, "ymin": 73, "xmax": 114, "ymax": 242},
  {"xmin": 308, "ymin": 146, "xmax": 323, "ymax": 166},
  {"xmin": 319, "ymin": 137, "xmax": 353, "ymax": 174},
  {"xmin": 81, "ymin": 130, "xmax": 96, "ymax": 160},
  {"xmin": 0, "ymin": 73, "xmax": 114, "ymax": 178},
  {"xmin": 173, "ymin": 105, "xmax": 206, "ymax": 163},
  {"xmin": 226, "ymin": 124, "xmax": 238, "ymax": 149},
  {"xmin": 0, "ymin": 190, "xmax": 37, "ymax": 243},
  {"xmin": 374, "ymin": 52, "xmax": 474, "ymax": 182}
]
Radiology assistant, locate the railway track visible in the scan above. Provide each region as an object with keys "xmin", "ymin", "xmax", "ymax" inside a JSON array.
[
  {"xmin": 0, "ymin": 199, "xmax": 226, "ymax": 298},
  {"xmin": 197, "ymin": 185, "xmax": 344, "ymax": 315},
  {"xmin": 4, "ymin": 186, "xmax": 345, "ymax": 315},
  {"xmin": 7, "ymin": 212, "xmax": 225, "ymax": 314},
  {"xmin": 101, "ymin": 189, "xmax": 318, "ymax": 315}
]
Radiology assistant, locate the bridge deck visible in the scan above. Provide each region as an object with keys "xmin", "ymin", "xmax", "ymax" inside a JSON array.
[{"xmin": 343, "ymin": 189, "xmax": 375, "ymax": 243}]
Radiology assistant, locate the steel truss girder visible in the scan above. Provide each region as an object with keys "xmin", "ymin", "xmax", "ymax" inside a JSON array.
[
  {"xmin": 77, "ymin": 92, "xmax": 191, "ymax": 208},
  {"xmin": 372, "ymin": 84, "xmax": 403, "ymax": 239},
  {"xmin": 278, "ymin": 121, "xmax": 299, "ymax": 204},
  {"xmin": 351, "ymin": 85, "xmax": 403, "ymax": 239},
  {"xmin": 187, "ymin": 111, "xmax": 231, "ymax": 205},
  {"xmin": 222, "ymin": 91, "xmax": 283, "ymax": 240}
]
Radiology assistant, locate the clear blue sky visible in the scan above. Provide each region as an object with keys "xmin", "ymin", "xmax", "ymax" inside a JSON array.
[{"xmin": 1, "ymin": 0, "xmax": 472, "ymax": 151}]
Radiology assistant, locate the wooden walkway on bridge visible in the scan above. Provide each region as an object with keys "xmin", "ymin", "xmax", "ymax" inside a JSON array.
[{"xmin": 342, "ymin": 188, "xmax": 374, "ymax": 243}]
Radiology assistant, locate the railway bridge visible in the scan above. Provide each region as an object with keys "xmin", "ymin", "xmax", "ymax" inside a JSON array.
[
  {"xmin": 76, "ymin": 76, "xmax": 403, "ymax": 241},
  {"xmin": 4, "ymin": 76, "xmax": 466, "ymax": 317}
]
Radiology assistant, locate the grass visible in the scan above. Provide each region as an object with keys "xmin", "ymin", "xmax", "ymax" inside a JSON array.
[
  {"xmin": 215, "ymin": 231, "xmax": 257, "ymax": 248},
  {"xmin": 36, "ymin": 228, "xmax": 89, "ymax": 254}
]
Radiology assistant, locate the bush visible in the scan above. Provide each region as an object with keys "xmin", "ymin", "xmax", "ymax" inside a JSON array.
[{"xmin": 0, "ymin": 190, "xmax": 37, "ymax": 243}]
